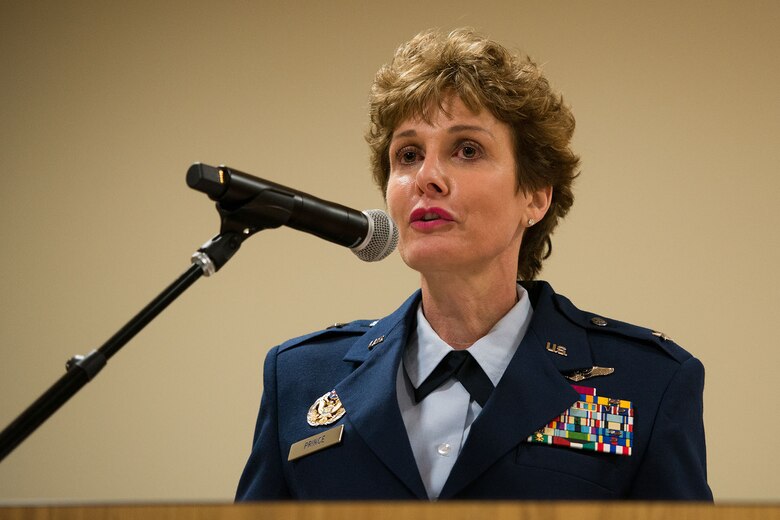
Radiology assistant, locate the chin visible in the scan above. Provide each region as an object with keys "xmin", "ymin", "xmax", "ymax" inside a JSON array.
[{"xmin": 398, "ymin": 243, "xmax": 463, "ymax": 275}]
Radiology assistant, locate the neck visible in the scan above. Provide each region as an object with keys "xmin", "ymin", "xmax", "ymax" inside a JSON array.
[{"xmin": 419, "ymin": 267, "xmax": 519, "ymax": 350}]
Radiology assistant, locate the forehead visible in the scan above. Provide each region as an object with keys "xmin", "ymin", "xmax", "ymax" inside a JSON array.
[{"xmin": 391, "ymin": 95, "xmax": 505, "ymax": 140}]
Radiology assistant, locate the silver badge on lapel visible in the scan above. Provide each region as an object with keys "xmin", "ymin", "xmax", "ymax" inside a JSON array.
[
  {"xmin": 367, "ymin": 335, "xmax": 385, "ymax": 350},
  {"xmin": 307, "ymin": 390, "xmax": 346, "ymax": 426}
]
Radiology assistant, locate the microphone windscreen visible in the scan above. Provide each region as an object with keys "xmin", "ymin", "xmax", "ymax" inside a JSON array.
[{"xmin": 351, "ymin": 210, "xmax": 398, "ymax": 262}]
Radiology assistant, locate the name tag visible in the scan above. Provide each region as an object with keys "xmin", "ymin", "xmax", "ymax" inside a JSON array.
[{"xmin": 288, "ymin": 425, "xmax": 344, "ymax": 461}]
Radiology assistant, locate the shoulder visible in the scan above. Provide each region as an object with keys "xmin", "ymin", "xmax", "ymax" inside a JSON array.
[
  {"xmin": 556, "ymin": 291, "xmax": 693, "ymax": 364},
  {"xmin": 272, "ymin": 289, "xmax": 422, "ymax": 359},
  {"xmin": 275, "ymin": 319, "xmax": 377, "ymax": 355},
  {"xmin": 524, "ymin": 280, "xmax": 695, "ymax": 365},
  {"xmin": 262, "ymin": 319, "xmax": 379, "ymax": 390}
]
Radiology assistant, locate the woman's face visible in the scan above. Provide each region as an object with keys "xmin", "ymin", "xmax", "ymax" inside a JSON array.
[{"xmin": 386, "ymin": 95, "xmax": 544, "ymax": 278}]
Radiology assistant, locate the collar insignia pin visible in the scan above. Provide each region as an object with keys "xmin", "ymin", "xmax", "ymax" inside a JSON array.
[
  {"xmin": 307, "ymin": 390, "xmax": 346, "ymax": 427},
  {"xmin": 367, "ymin": 335, "xmax": 385, "ymax": 350},
  {"xmin": 545, "ymin": 341, "xmax": 568, "ymax": 357}
]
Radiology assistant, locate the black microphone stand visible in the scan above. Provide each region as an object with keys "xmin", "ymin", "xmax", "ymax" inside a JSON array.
[{"xmin": 0, "ymin": 166, "xmax": 295, "ymax": 463}]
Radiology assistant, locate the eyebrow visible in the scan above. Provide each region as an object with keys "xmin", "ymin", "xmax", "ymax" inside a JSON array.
[{"xmin": 392, "ymin": 124, "xmax": 496, "ymax": 140}]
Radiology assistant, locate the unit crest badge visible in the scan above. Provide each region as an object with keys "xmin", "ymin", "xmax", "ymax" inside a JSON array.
[{"xmin": 307, "ymin": 390, "xmax": 346, "ymax": 427}]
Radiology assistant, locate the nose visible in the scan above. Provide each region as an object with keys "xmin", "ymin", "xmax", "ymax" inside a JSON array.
[{"xmin": 415, "ymin": 156, "xmax": 449, "ymax": 196}]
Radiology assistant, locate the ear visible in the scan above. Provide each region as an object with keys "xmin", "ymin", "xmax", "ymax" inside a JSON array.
[{"xmin": 524, "ymin": 185, "xmax": 553, "ymax": 226}]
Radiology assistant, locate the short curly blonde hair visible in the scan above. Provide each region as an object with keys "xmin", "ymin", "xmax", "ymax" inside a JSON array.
[{"xmin": 366, "ymin": 29, "xmax": 579, "ymax": 280}]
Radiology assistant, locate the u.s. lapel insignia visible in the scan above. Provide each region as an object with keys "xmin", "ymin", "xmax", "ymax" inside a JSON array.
[
  {"xmin": 307, "ymin": 390, "xmax": 346, "ymax": 427},
  {"xmin": 367, "ymin": 335, "xmax": 385, "ymax": 350},
  {"xmin": 527, "ymin": 384, "xmax": 633, "ymax": 456},
  {"xmin": 545, "ymin": 341, "xmax": 568, "ymax": 356},
  {"xmin": 564, "ymin": 366, "xmax": 615, "ymax": 382}
]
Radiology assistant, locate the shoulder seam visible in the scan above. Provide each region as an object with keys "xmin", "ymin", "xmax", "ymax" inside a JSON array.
[
  {"xmin": 277, "ymin": 321, "xmax": 373, "ymax": 353},
  {"xmin": 553, "ymin": 294, "xmax": 691, "ymax": 363}
]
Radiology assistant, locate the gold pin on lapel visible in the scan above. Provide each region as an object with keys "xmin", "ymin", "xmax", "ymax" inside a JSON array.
[
  {"xmin": 545, "ymin": 341, "xmax": 568, "ymax": 357},
  {"xmin": 564, "ymin": 366, "xmax": 615, "ymax": 382},
  {"xmin": 307, "ymin": 390, "xmax": 346, "ymax": 427}
]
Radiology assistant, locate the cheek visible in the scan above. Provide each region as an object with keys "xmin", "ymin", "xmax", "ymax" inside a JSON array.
[{"xmin": 385, "ymin": 175, "xmax": 414, "ymax": 221}]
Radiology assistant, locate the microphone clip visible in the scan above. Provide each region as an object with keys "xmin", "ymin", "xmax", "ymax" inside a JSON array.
[
  {"xmin": 191, "ymin": 192, "xmax": 294, "ymax": 276},
  {"xmin": 188, "ymin": 163, "xmax": 303, "ymax": 276}
]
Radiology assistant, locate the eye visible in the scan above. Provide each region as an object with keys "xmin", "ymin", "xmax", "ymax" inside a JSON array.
[
  {"xmin": 461, "ymin": 146, "xmax": 478, "ymax": 158},
  {"xmin": 395, "ymin": 146, "xmax": 422, "ymax": 165},
  {"xmin": 456, "ymin": 141, "xmax": 483, "ymax": 160}
]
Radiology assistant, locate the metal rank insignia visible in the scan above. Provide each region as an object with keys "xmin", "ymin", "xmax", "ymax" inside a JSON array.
[
  {"xmin": 527, "ymin": 385, "xmax": 634, "ymax": 456},
  {"xmin": 307, "ymin": 390, "xmax": 346, "ymax": 427}
]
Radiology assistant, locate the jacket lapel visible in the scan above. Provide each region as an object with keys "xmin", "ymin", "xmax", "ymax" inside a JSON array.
[
  {"xmin": 439, "ymin": 281, "xmax": 593, "ymax": 498},
  {"xmin": 334, "ymin": 291, "xmax": 428, "ymax": 499}
]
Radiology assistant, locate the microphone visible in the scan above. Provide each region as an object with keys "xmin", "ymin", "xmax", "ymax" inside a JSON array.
[{"xmin": 186, "ymin": 163, "xmax": 398, "ymax": 262}]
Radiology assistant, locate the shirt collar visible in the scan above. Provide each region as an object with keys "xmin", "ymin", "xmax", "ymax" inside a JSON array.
[{"xmin": 404, "ymin": 284, "xmax": 533, "ymax": 388}]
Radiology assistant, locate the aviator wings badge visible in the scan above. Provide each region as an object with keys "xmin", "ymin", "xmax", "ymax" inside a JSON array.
[{"xmin": 564, "ymin": 366, "xmax": 615, "ymax": 382}]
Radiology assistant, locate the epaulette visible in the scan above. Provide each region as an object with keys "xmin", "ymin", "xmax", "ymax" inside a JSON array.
[
  {"xmin": 277, "ymin": 319, "xmax": 375, "ymax": 353},
  {"xmin": 553, "ymin": 294, "xmax": 692, "ymax": 364},
  {"xmin": 325, "ymin": 319, "xmax": 378, "ymax": 330}
]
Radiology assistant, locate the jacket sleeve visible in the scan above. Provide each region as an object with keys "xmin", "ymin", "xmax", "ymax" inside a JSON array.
[
  {"xmin": 235, "ymin": 345, "xmax": 292, "ymax": 500},
  {"xmin": 628, "ymin": 356, "xmax": 713, "ymax": 500}
]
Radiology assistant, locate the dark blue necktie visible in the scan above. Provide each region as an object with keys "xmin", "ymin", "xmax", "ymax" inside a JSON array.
[{"xmin": 414, "ymin": 350, "xmax": 494, "ymax": 408}]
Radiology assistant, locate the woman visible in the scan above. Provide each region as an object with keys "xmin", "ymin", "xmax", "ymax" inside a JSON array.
[{"xmin": 236, "ymin": 29, "xmax": 712, "ymax": 500}]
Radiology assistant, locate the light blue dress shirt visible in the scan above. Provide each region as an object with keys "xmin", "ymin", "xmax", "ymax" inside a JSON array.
[{"xmin": 396, "ymin": 284, "xmax": 533, "ymax": 499}]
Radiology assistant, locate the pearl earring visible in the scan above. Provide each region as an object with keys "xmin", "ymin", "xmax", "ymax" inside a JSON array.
[{"xmin": 527, "ymin": 218, "xmax": 536, "ymax": 227}]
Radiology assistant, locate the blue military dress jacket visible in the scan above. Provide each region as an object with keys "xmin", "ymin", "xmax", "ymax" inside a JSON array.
[{"xmin": 235, "ymin": 281, "xmax": 712, "ymax": 500}]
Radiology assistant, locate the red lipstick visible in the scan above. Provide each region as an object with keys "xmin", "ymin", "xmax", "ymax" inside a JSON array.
[{"xmin": 409, "ymin": 207, "xmax": 454, "ymax": 230}]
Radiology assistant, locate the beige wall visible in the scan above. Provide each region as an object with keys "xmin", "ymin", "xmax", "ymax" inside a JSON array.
[{"xmin": 1, "ymin": 0, "xmax": 778, "ymax": 503}]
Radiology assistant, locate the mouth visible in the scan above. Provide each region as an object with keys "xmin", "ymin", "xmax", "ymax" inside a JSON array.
[{"xmin": 409, "ymin": 207, "xmax": 454, "ymax": 225}]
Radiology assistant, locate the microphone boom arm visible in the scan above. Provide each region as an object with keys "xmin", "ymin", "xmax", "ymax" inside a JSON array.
[{"xmin": 0, "ymin": 164, "xmax": 292, "ymax": 462}]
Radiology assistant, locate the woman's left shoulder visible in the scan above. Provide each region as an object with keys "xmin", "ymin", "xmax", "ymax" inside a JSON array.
[
  {"xmin": 562, "ymin": 296, "xmax": 692, "ymax": 362},
  {"xmin": 527, "ymin": 281, "xmax": 697, "ymax": 366}
]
